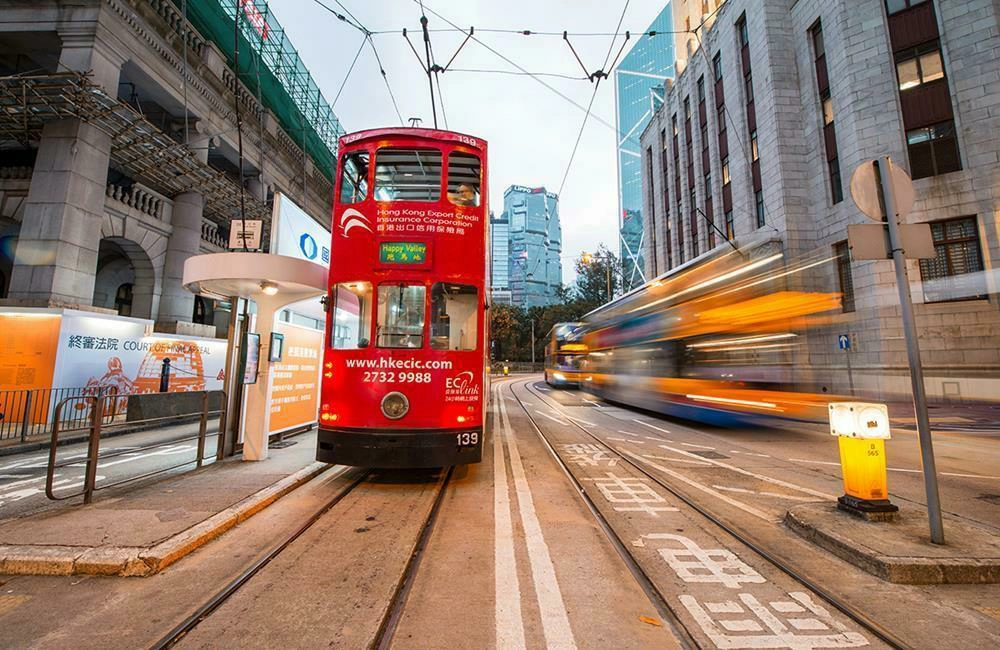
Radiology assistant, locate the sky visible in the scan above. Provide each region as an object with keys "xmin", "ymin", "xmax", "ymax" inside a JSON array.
[{"xmin": 270, "ymin": 0, "xmax": 670, "ymax": 285}]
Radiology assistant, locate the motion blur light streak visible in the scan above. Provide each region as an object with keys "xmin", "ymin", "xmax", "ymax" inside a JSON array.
[
  {"xmin": 686, "ymin": 333, "xmax": 797, "ymax": 349},
  {"xmin": 685, "ymin": 394, "xmax": 780, "ymax": 410}
]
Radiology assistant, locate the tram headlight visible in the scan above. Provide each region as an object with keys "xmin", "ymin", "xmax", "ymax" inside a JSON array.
[{"xmin": 381, "ymin": 391, "xmax": 409, "ymax": 420}]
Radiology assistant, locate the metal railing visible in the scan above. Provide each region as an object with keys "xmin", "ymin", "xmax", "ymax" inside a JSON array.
[
  {"xmin": 0, "ymin": 386, "xmax": 127, "ymax": 443},
  {"xmin": 45, "ymin": 390, "xmax": 226, "ymax": 504}
]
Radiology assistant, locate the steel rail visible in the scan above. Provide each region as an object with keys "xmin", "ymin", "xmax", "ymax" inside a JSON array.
[
  {"xmin": 505, "ymin": 381, "xmax": 698, "ymax": 649},
  {"xmin": 151, "ymin": 466, "xmax": 369, "ymax": 650},
  {"xmin": 374, "ymin": 465, "xmax": 455, "ymax": 650},
  {"xmin": 518, "ymin": 378, "xmax": 910, "ymax": 650}
]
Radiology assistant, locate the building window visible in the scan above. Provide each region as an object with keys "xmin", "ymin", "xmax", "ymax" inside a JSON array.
[
  {"xmin": 114, "ymin": 283, "xmax": 133, "ymax": 317},
  {"xmin": 697, "ymin": 76, "xmax": 706, "ymax": 103},
  {"xmin": 672, "ymin": 114, "xmax": 679, "ymax": 136},
  {"xmin": 737, "ymin": 15, "xmax": 748, "ymax": 47},
  {"xmin": 918, "ymin": 216, "xmax": 986, "ymax": 302},
  {"xmin": 754, "ymin": 190, "xmax": 765, "ymax": 228},
  {"xmin": 907, "ymin": 121, "xmax": 961, "ymax": 179},
  {"xmin": 750, "ymin": 130, "xmax": 759, "ymax": 161},
  {"xmin": 721, "ymin": 158, "xmax": 730, "ymax": 185},
  {"xmin": 811, "ymin": 22, "xmax": 825, "ymax": 57},
  {"xmin": 684, "ymin": 97, "xmax": 691, "ymax": 120},
  {"xmin": 829, "ymin": 158, "xmax": 844, "ymax": 204},
  {"xmin": 822, "ymin": 97, "xmax": 834, "ymax": 126},
  {"xmin": 744, "ymin": 74, "xmax": 754, "ymax": 103},
  {"xmin": 895, "ymin": 42, "xmax": 945, "ymax": 91},
  {"xmin": 724, "ymin": 210, "xmax": 735, "ymax": 240},
  {"xmin": 700, "ymin": 123, "xmax": 709, "ymax": 151},
  {"xmin": 713, "ymin": 52, "xmax": 722, "ymax": 81},
  {"xmin": 717, "ymin": 105, "xmax": 727, "ymax": 132},
  {"xmin": 886, "ymin": 0, "xmax": 927, "ymax": 15},
  {"xmin": 833, "ymin": 241, "xmax": 856, "ymax": 313}
]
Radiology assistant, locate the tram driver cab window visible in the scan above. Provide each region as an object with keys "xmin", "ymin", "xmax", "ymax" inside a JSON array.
[
  {"xmin": 374, "ymin": 149, "xmax": 442, "ymax": 202},
  {"xmin": 376, "ymin": 283, "xmax": 426, "ymax": 348},
  {"xmin": 331, "ymin": 282, "xmax": 372, "ymax": 349},
  {"xmin": 447, "ymin": 151, "xmax": 481, "ymax": 207},
  {"xmin": 430, "ymin": 283, "xmax": 478, "ymax": 350},
  {"xmin": 339, "ymin": 152, "xmax": 369, "ymax": 204}
]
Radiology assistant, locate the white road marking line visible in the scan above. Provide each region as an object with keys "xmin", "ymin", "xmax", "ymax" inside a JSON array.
[
  {"xmin": 730, "ymin": 450, "xmax": 771, "ymax": 458},
  {"xmin": 633, "ymin": 419, "xmax": 671, "ymax": 434},
  {"xmin": 618, "ymin": 431, "xmax": 642, "ymax": 438},
  {"xmin": 620, "ymin": 450, "xmax": 775, "ymax": 522},
  {"xmin": 681, "ymin": 442, "xmax": 716, "ymax": 450},
  {"xmin": 581, "ymin": 398, "xmax": 602, "ymax": 407},
  {"xmin": 657, "ymin": 444, "xmax": 836, "ymax": 499},
  {"xmin": 564, "ymin": 414, "xmax": 595, "ymax": 427},
  {"xmin": 787, "ymin": 457, "xmax": 1000, "ymax": 479},
  {"xmin": 534, "ymin": 410, "xmax": 569, "ymax": 426},
  {"xmin": 640, "ymin": 454, "xmax": 712, "ymax": 466},
  {"xmin": 493, "ymin": 386, "xmax": 527, "ymax": 649},
  {"xmin": 711, "ymin": 485, "xmax": 818, "ymax": 502},
  {"xmin": 644, "ymin": 436, "xmax": 663, "ymax": 442},
  {"xmin": 501, "ymin": 388, "xmax": 577, "ymax": 648},
  {"xmin": 608, "ymin": 437, "xmax": 645, "ymax": 445}
]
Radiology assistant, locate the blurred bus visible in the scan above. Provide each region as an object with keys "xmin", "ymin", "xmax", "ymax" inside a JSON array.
[
  {"xmin": 578, "ymin": 244, "xmax": 843, "ymax": 426},
  {"xmin": 544, "ymin": 322, "xmax": 586, "ymax": 388}
]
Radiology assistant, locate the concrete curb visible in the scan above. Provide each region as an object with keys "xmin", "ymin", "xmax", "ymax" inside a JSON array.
[
  {"xmin": 784, "ymin": 506, "xmax": 1000, "ymax": 584},
  {"xmin": 0, "ymin": 461, "xmax": 330, "ymax": 577}
]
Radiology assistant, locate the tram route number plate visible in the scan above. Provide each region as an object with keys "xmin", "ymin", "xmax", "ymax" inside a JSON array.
[
  {"xmin": 456, "ymin": 431, "xmax": 479, "ymax": 447},
  {"xmin": 379, "ymin": 241, "xmax": 428, "ymax": 265}
]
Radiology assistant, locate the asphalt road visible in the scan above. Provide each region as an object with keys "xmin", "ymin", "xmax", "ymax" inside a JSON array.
[{"xmin": 1, "ymin": 375, "xmax": 997, "ymax": 648}]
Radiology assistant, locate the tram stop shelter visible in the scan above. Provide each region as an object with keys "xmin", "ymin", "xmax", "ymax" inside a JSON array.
[{"xmin": 183, "ymin": 252, "xmax": 326, "ymax": 461}]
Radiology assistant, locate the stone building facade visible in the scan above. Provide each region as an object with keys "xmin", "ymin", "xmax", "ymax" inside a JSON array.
[
  {"xmin": 0, "ymin": 0, "xmax": 339, "ymax": 337},
  {"xmin": 639, "ymin": 0, "xmax": 1000, "ymax": 401}
]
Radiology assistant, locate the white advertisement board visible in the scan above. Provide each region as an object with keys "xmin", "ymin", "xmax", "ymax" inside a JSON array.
[
  {"xmin": 50, "ymin": 311, "xmax": 227, "ymax": 394},
  {"xmin": 270, "ymin": 192, "xmax": 331, "ymax": 268}
]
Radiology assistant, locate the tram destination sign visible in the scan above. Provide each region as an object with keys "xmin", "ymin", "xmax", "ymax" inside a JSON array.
[{"xmin": 379, "ymin": 241, "xmax": 429, "ymax": 265}]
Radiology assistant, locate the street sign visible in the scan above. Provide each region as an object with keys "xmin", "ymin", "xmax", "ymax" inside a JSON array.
[
  {"xmin": 838, "ymin": 334, "xmax": 850, "ymax": 351},
  {"xmin": 847, "ymin": 223, "xmax": 936, "ymax": 261},
  {"xmin": 850, "ymin": 160, "xmax": 915, "ymax": 222},
  {"xmin": 229, "ymin": 219, "xmax": 263, "ymax": 250}
]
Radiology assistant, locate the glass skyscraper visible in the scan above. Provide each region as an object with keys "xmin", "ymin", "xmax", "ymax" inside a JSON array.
[
  {"xmin": 490, "ymin": 211, "xmax": 512, "ymax": 305},
  {"xmin": 614, "ymin": 5, "xmax": 676, "ymax": 291},
  {"xmin": 504, "ymin": 185, "xmax": 562, "ymax": 308}
]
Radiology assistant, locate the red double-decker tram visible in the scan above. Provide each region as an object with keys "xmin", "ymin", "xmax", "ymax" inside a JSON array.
[{"xmin": 317, "ymin": 128, "xmax": 488, "ymax": 467}]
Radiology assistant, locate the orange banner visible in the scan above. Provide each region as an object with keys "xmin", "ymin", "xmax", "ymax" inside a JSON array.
[
  {"xmin": 0, "ymin": 312, "xmax": 61, "ymax": 423},
  {"xmin": 268, "ymin": 322, "xmax": 322, "ymax": 434}
]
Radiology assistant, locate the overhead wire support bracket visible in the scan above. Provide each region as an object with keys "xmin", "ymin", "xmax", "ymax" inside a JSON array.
[{"xmin": 563, "ymin": 30, "xmax": 631, "ymax": 82}]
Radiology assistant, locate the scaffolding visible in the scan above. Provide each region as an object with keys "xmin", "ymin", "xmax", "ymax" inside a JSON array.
[
  {"xmin": 180, "ymin": 0, "xmax": 346, "ymax": 181},
  {"xmin": 0, "ymin": 72, "xmax": 270, "ymax": 226}
]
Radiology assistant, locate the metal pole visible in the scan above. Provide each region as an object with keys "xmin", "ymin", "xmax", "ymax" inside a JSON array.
[
  {"xmin": 420, "ymin": 15, "xmax": 438, "ymax": 129},
  {"xmin": 20, "ymin": 389, "xmax": 32, "ymax": 443},
  {"xmin": 846, "ymin": 344, "xmax": 855, "ymax": 397},
  {"xmin": 530, "ymin": 319, "xmax": 535, "ymax": 367},
  {"xmin": 605, "ymin": 255, "xmax": 611, "ymax": 302},
  {"xmin": 877, "ymin": 156, "xmax": 944, "ymax": 544},
  {"xmin": 197, "ymin": 390, "xmax": 209, "ymax": 468},
  {"xmin": 83, "ymin": 397, "xmax": 104, "ymax": 505}
]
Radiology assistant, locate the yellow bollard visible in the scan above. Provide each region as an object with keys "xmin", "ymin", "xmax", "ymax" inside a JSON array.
[{"xmin": 828, "ymin": 402, "xmax": 899, "ymax": 519}]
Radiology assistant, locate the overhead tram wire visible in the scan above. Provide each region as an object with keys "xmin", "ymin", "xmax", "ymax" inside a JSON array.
[
  {"xmin": 311, "ymin": 0, "xmax": 406, "ymax": 126},
  {"xmin": 558, "ymin": 0, "xmax": 632, "ymax": 197},
  {"xmin": 332, "ymin": 36, "xmax": 368, "ymax": 108},
  {"xmin": 447, "ymin": 68, "xmax": 589, "ymax": 81}
]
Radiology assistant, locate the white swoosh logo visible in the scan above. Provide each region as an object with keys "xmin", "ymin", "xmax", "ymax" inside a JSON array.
[
  {"xmin": 340, "ymin": 208, "xmax": 372, "ymax": 236},
  {"xmin": 454, "ymin": 370, "xmax": 474, "ymax": 388}
]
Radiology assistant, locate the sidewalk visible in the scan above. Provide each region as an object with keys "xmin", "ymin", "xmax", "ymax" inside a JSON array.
[
  {"xmin": 888, "ymin": 400, "xmax": 1000, "ymax": 433},
  {"xmin": 0, "ymin": 431, "xmax": 328, "ymax": 577}
]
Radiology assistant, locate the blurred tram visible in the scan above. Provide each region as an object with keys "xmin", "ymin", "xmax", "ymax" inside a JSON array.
[
  {"xmin": 318, "ymin": 128, "xmax": 488, "ymax": 467},
  {"xmin": 543, "ymin": 322, "xmax": 586, "ymax": 387},
  {"xmin": 578, "ymin": 245, "xmax": 843, "ymax": 426}
]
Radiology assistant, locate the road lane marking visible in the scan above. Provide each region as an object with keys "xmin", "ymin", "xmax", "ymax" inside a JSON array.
[
  {"xmin": 620, "ymin": 450, "xmax": 775, "ymax": 522},
  {"xmin": 712, "ymin": 485, "xmax": 818, "ymax": 502},
  {"xmin": 640, "ymin": 454, "xmax": 712, "ymax": 467},
  {"xmin": 730, "ymin": 450, "xmax": 771, "ymax": 458},
  {"xmin": 534, "ymin": 410, "xmax": 569, "ymax": 426},
  {"xmin": 681, "ymin": 442, "xmax": 717, "ymax": 450},
  {"xmin": 608, "ymin": 437, "xmax": 645, "ymax": 445},
  {"xmin": 656, "ymin": 444, "xmax": 835, "ymax": 500},
  {"xmin": 633, "ymin": 419, "xmax": 671, "ymax": 434},
  {"xmin": 788, "ymin": 457, "xmax": 1000, "ymax": 480},
  {"xmin": 618, "ymin": 431, "xmax": 642, "ymax": 438},
  {"xmin": 563, "ymin": 414, "xmax": 595, "ymax": 427},
  {"xmin": 501, "ymin": 387, "xmax": 576, "ymax": 648},
  {"xmin": 493, "ymin": 385, "xmax": 526, "ymax": 649}
]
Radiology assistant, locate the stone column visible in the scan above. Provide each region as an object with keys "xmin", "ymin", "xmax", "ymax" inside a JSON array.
[
  {"xmin": 6, "ymin": 29, "xmax": 124, "ymax": 307},
  {"xmin": 156, "ymin": 127, "xmax": 207, "ymax": 333}
]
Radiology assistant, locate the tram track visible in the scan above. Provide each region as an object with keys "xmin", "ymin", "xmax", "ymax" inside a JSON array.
[
  {"xmin": 152, "ymin": 464, "xmax": 455, "ymax": 650},
  {"xmin": 509, "ymin": 377, "xmax": 909, "ymax": 650}
]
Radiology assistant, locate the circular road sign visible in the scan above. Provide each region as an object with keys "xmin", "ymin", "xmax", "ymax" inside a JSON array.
[{"xmin": 849, "ymin": 158, "xmax": 915, "ymax": 222}]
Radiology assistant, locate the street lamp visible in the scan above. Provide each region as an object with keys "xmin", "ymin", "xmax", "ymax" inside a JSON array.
[{"xmin": 581, "ymin": 251, "xmax": 622, "ymax": 302}]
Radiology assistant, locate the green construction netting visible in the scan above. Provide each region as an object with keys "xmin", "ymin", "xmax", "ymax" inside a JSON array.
[{"xmin": 179, "ymin": 0, "xmax": 345, "ymax": 182}]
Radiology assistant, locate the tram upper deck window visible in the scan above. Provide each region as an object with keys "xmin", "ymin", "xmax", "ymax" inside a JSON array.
[
  {"xmin": 430, "ymin": 283, "xmax": 478, "ymax": 350},
  {"xmin": 447, "ymin": 151, "xmax": 481, "ymax": 207},
  {"xmin": 339, "ymin": 152, "xmax": 369, "ymax": 204},
  {"xmin": 331, "ymin": 282, "xmax": 372, "ymax": 349},
  {"xmin": 375, "ymin": 149, "xmax": 442, "ymax": 202},
  {"xmin": 376, "ymin": 283, "xmax": 426, "ymax": 348}
]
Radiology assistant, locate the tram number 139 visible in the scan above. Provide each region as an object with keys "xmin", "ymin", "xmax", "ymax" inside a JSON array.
[{"xmin": 456, "ymin": 432, "xmax": 479, "ymax": 447}]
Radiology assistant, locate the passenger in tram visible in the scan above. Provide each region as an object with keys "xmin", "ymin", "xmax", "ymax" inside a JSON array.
[{"xmin": 448, "ymin": 182, "xmax": 478, "ymax": 206}]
